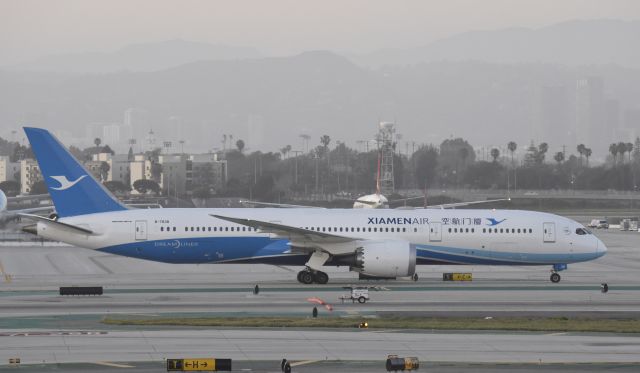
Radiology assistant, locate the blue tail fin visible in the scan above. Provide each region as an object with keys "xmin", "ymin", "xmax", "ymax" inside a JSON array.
[{"xmin": 24, "ymin": 127, "xmax": 127, "ymax": 217}]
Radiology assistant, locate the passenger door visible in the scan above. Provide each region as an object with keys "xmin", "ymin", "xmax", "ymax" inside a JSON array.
[
  {"xmin": 429, "ymin": 222, "xmax": 442, "ymax": 242},
  {"xmin": 543, "ymin": 222, "xmax": 555, "ymax": 243},
  {"xmin": 135, "ymin": 220, "xmax": 147, "ymax": 240}
]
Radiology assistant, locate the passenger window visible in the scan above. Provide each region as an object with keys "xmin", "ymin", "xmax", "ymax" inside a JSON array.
[
  {"xmin": 483, "ymin": 228, "xmax": 486, "ymax": 233},
  {"xmin": 160, "ymin": 227, "xmax": 164, "ymax": 232},
  {"xmin": 385, "ymin": 228, "xmax": 389, "ymax": 232},
  {"xmin": 529, "ymin": 229, "xmax": 532, "ymax": 233},
  {"xmin": 225, "ymin": 227, "xmax": 229, "ymax": 232},
  {"xmin": 413, "ymin": 228, "xmax": 417, "ymax": 233},
  {"xmin": 403, "ymin": 228, "xmax": 407, "ymax": 232},
  {"xmin": 471, "ymin": 228, "xmax": 474, "ymax": 233},
  {"xmin": 190, "ymin": 227, "xmax": 194, "ymax": 232}
]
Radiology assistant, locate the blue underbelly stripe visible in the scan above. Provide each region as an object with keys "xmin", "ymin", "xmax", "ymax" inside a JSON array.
[{"xmin": 96, "ymin": 236, "xmax": 598, "ymax": 266}]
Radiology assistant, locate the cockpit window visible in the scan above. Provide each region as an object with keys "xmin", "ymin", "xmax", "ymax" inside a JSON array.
[{"xmin": 575, "ymin": 228, "xmax": 590, "ymax": 235}]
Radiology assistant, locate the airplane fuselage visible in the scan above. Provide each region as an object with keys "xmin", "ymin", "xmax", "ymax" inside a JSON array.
[{"xmin": 34, "ymin": 208, "xmax": 605, "ymax": 267}]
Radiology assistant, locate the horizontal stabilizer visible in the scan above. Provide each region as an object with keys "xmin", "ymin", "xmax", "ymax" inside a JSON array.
[{"xmin": 19, "ymin": 213, "xmax": 94, "ymax": 235}]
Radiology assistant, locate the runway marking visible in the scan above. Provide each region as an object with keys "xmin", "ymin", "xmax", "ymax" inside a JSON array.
[
  {"xmin": 546, "ymin": 332, "xmax": 567, "ymax": 336},
  {"xmin": 94, "ymin": 361, "xmax": 135, "ymax": 368},
  {"xmin": 0, "ymin": 260, "xmax": 12, "ymax": 283},
  {"xmin": 289, "ymin": 360, "xmax": 319, "ymax": 367}
]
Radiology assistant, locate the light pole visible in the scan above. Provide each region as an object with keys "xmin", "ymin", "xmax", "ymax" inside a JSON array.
[{"xmin": 291, "ymin": 150, "xmax": 302, "ymax": 185}]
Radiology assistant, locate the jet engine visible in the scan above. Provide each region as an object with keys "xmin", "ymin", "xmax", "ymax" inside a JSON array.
[{"xmin": 353, "ymin": 239, "xmax": 416, "ymax": 277}]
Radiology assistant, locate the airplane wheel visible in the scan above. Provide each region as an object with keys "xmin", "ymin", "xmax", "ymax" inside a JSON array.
[
  {"xmin": 300, "ymin": 271, "xmax": 315, "ymax": 285},
  {"xmin": 296, "ymin": 271, "xmax": 304, "ymax": 283},
  {"xmin": 314, "ymin": 271, "xmax": 329, "ymax": 284},
  {"xmin": 550, "ymin": 273, "xmax": 561, "ymax": 283},
  {"xmin": 412, "ymin": 273, "xmax": 419, "ymax": 282}
]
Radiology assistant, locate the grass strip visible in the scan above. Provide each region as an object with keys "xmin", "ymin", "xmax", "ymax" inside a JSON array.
[{"xmin": 102, "ymin": 316, "xmax": 640, "ymax": 333}]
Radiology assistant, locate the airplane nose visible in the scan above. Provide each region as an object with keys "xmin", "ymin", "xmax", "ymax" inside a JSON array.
[{"xmin": 596, "ymin": 237, "xmax": 607, "ymax": 257}]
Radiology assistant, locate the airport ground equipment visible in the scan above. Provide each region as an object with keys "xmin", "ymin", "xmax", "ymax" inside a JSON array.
[
  {"xmin": 339, "ymin": 286, "xmax": 370, "ymax": 303},
  {"xmin": 588, "ymin": 219, "xmax": 609, "ymax": 229},
  {"xmin": 442, "ymin": 272, "xmax": 472, "ymax": 281},
  {"xmin": 8, "ymin": 358, "xmax": 20, "ymax": 366},
  {"xmin": 386, "ymin": 355, "xmax": 419, "ymax": 371},
  {"xmin": 59, "ymin": 286, "xmax": 103, "ymax": 296},
  {"xmin": 601, "ymin": 283, "xmax": 609, "ymax": 293},
  {"xmin": 166, "ymin": 358, "xmax": 231, "ymax": 371}
]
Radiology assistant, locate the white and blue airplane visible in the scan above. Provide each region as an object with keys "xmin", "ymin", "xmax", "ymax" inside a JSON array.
[{"xmin": 19, "ymin": 127, "xmax": 606, "ymax": 284}]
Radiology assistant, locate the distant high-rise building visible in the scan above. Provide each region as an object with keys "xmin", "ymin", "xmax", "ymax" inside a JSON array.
[
  {"xmin": 247, "ymin": 115, "xmax": 264, "ymax": 151},
  {"xmin": 102, "ymin": 123, "xmax": 121, "ymax": 147},
  {"xmin": 20, "ymin": 159, "xmax": 42, "ymax": 194},
  {"xmin": 604, "ymin": 98, "xmax": 620, "ymax": 143},
  {"xmin": 0, "ymin": 156, "xmax": 19, "ymax": 183},
  {"xmin": 124, "ymin": 108, "xmax": 148, "ymax": 142},
  {"xmin": 538, "ymin": 85, "xmax": 570, "ymax": 146},
  {"xmin": 575, "ymin": 77, "xmax": 605, "ymax": 153}
]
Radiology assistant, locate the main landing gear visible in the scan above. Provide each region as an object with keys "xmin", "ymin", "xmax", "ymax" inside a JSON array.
[
  {"xmin": 550, "ymin": 263, "xmax": 567, "ymax": 283},
  {"xmin": 297, "ymin": 269, "xmax": 329, "ymax": 284}
]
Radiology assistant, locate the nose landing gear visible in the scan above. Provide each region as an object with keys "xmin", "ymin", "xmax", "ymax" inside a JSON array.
[{"xmin": 550, "ymin": 263, "xmax": 567, "ymax": 283}]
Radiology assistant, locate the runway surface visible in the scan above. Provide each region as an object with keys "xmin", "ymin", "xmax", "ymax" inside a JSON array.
[
  {"xmin": 0, "ymin": 227, "xmax": 638, "ymax": 369},
  {"xmin": 1, "ymin": 328, "xmax": 640, "ymax": 365}
]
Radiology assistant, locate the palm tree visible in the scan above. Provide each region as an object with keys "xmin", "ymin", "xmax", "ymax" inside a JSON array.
[
  {"xmin": 554, "ymin": 151, "xmax": 564, "ymax": 165},
  {"xmin": 617, "ymin": 142, "xmax": 627, "ymax": 164},
  {"xmin": 507, "ymin": 141, "xmax": 517, "ymax": 167},
  {"xmin": 626, "ymin": 142, "xmax": 634, "ymax": 163},
  {"xmin": 609, "ymin": 143, "xmax": 619, "ymax": 165},
  {"xmin": 236, "ymin": 139, "xmax": 245, "ymax": 153},
  {"xmin": 490, "ymin": 148, "xmax": 500, "ymax": 163},
  {"xmin": 94, "ymin": 137, "xmax": 102, "ymax": 149},
  {"xmin": 585, "ymin": 148, "xmax": 592, "ymax": 167},
  {"xmin": 320, "ymin": 135, "xmax": 331, "ymax": 150},
  {"xmin": 577, "ymin": 144, "xmax": 586, "ymax": 166}
]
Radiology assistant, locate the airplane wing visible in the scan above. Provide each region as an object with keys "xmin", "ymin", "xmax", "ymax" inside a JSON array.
[
  {"xmin": 388, "ymin": 195, "xmax": 510, "ymax": 209},
  {"xmin": 8, "ymin": 206, "xmax": 54, "ymax": 214},
  {"xmin": 427, "ymin": 198, "xmax": 511, "ymax": 209},
  {"xmin": 18, "ymin": 213, "xmax": 94, "ymax": 235},
  {"xmin": 210, "ymin": 214, "xmax": 352, "ymax": 244},
  {"xmin": 7, "ymin": 194, "xmax": 50, "ymax": 203},
  {"xmin": 239, "ymin": 200, "xmax": 323, "ymax": 209}
]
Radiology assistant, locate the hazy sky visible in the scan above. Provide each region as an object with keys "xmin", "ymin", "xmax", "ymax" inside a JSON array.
[{"xmin": 2, "ymin": 0, "xmax": 640, "ymax": 65}]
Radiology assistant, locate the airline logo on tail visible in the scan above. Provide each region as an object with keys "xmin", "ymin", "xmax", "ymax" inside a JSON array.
[{"xmin": 50, "ymin": 175, "xmax": 87, "ymax": 191}]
